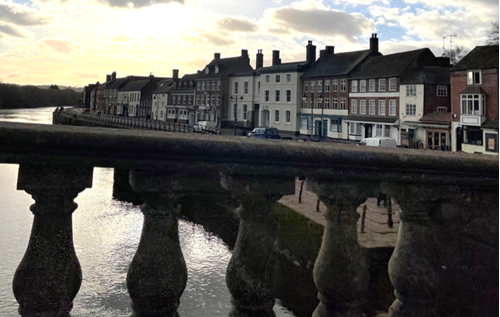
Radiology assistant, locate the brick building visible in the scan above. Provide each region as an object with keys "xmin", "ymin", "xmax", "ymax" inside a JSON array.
[{"xmin": 451, "ymin": 45, "xmax": 499, "ymax": 154}]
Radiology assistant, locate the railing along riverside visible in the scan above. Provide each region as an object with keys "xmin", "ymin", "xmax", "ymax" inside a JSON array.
[{"xmin": 0, "ymin": 121, "xmax": 498, "ymax": 317}]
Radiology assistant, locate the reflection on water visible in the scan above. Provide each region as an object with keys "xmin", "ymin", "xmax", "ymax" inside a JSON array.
[
  {"xmin": 0, "ymin": 108, "xmax": 296, "ymax": 316},
  {"xmin": 0, "ymin": 107, "xmax": 56, "ymax": 125}
]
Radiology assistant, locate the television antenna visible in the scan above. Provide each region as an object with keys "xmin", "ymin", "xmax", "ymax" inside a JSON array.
[{"xmin": 442, "ymin": 34, "xmax": 457, "ymax": 52}]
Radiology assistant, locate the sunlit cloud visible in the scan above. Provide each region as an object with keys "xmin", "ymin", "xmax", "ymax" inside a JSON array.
[
  {"xmin": 5, "ymin": 71, "xmax": 26, "ymax": 78},
  {"xmin": 40, "ymin": 38, "xmax": 84, "ymax": 54},
  {"xmin": 0, "ymin": 2, "xmax": 50, "ymax": 26},
  {"xmin": 215, "ymin": 17, "xmax": 258, "ymax": 33},
  {"xmin": 96, "ymin": 0, "xmax": 185, "ymax": 8},
  {"xmin": 0, "ymin": 23, "xmax": 28, "ymax": 38}
]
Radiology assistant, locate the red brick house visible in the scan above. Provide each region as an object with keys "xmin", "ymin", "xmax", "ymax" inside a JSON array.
[{"xmin": 451, "ymin": 45, "xmax": 499, "ymax": 155}]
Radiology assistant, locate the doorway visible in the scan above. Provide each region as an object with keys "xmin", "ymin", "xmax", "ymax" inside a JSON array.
[
  {"xmin": 365, "ymin": 125, "xmax": 372, "ymax": 138},
  {"xmin": 323, "ymin": 120, "xmax": 328, "ymax": 137},
  {"xmin": 261, "ymin": 110, "xmax": 270, "ymax": 127}
]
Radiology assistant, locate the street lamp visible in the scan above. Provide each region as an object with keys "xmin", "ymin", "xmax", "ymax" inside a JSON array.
[
  {"xmin": 317, "ymin": 92, "xmax": 323, "ymax": 142},
  {"xmin": 230, "ymin": 95, "xmax": 243, "ymax": 136}
]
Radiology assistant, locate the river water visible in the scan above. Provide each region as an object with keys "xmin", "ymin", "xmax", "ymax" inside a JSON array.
[{"xmin": 0, "ymin": 107, "xmax": 294, "ymax": 316}]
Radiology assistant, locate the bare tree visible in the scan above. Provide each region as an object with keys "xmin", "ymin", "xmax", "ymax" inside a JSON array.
[
  {"xmin": 442, "ymin": 45, "xmax": 468, "ymax": 65},
  {"xmin": 486, "ymin": 20, "xmax": 499, "ymax": 45}
]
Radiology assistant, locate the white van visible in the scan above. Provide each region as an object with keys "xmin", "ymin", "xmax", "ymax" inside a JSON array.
[
  {"xmin": 358, "ymin": 138, "xmax": 397, "ymax": 148},
  {"xmin": 193, "ymin": 121, "xmax": 216, "ymax": 132}
]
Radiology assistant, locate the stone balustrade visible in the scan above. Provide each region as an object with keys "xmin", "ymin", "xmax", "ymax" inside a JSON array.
[{"xmin": 0, "ymin": 121, "xmax": 497, "ymax": 317}]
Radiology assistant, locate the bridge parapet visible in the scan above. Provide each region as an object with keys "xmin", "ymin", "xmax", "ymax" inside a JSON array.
[{"xmin": 0, "ymin": 121, "xmax": 497, "ymax": 316}]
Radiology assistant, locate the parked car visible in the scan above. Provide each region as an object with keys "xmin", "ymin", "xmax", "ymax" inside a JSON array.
[
  {"xmin": 358, "ymin": 137, "xmax": 397, "ymax": 148},
  {"xmin": 247, "ymin": 127, "xmax": 280, "ymax": 139},
  {"xmin": 193, "ymin": 121, "xmax": 217, "ymax": 133}
]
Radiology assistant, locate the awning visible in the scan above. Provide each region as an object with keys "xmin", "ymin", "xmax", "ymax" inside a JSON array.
[
  {"xmin": 297, "ymin": 113, "xmax": 344, "ymax": 120},
  {"xmin": 343, "ymin": 115, "xmax": 399, "ymax": 126},
  {"xmin": 402, "ymin": 121, "xmax": 451, "ymax": 129}
]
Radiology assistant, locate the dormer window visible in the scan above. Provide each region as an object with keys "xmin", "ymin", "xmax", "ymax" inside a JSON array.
[
  {"xmin": 467, "ymin": 70, "xmax": 481, "ymax": 85},
  {"xmin": 205, "ymin": 67, "xmax": 209, "ymax": 74},
  {"xmin": 215, "ymin": 65, "xmax": 219, "ymax": 73}
]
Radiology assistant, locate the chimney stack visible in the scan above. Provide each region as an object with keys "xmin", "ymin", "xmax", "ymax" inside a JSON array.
[
  {"xmin": 272, "ymin": 50, "xmax": 281, "ymax": 66},
  {"xmin": 306, "ymin": 40, "xmax": 316, "ymax": 64},
  {"xmin": 241, "ymin": 49, "xmax": 249, "ymax": 64},
  {"xmin": 256, "ymin": 49, "xmax": 263, "ymax": 69},
  {"xmin": 173, "ymin": 69, "xmax": 179, "ymax": 80},
  {"xmin": 326, "ymin": 46, "xmax": 334, "ymax": 55},
  {"xmin": 111, "ymin": 71, "xmax": 116, "ymax": 80},
  {"xmin": 370, "ymin": 33, "xmax": 379, "ymax": 54},
  {"xmin": 319, "ymin": 49, "xmax": 326, "ymax": 58},
  {"xmin": 214, "ymin": 53, "xmax": 221, "ymax": 60}
]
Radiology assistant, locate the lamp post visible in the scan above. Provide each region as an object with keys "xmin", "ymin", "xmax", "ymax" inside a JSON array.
[
  {"xmin": 318, "ymin": 92, "xmax": 324, "ymax": 142},
  {"xmin": 302, "ymin": 92, "xmax": 313, "ymax": 139},
  {"xmin": 230, "ymin": 95, "xmax": 243, "ymax": 136}
]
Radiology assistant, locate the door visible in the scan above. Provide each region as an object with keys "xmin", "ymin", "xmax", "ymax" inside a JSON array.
[
  {"xmin": 189, "ymin": 114, "xmax": 194, "ymax": 126},
  {"xmin": 315, "ymin": 120, "xmax": 321, "ymax": 136},
  {"xmin": 365, "ymin": 125, "xmax": 372, "ymax": 138},
  {"xmin": 456, "ymin": 127, "xmax": 462, "ymax": 151},
  {"xmin": 261, "ymin": 110, "xmax": 270, "ymax": 127},
  {"xmin": 323, "ymin": 120, "xmax": 328, "ymax": 137}
]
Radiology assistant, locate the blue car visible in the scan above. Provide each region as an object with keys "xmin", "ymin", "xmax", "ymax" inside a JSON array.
[{"xmin": 247, "ymin": 127, "xmax": 280, "ymax": 139}]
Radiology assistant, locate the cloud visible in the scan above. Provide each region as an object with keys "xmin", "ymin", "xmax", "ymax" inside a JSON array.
[
  {"xmin": 40, "ymin": 38, "xmax": 83, "ymax": 54},
  {"xmin": 263, "ymin": 2, "xmax": 375, "ymax": 41},
  {"xmin": 96, "ymin": 0, "xmax": 184, "ymax": 9},
  {"xmin": 215, "ymin": 17, "xmax": 258, "ymax": 33},
  {"xmin": 0, "ymin": 23, "xmax": 28, "ymax": 38},
  {"xmin": 331, "ymin": 0, "xmax": 389, "ymax": 5},
  {"xmin": 6, "ymin": 71, "xmax": 26, "ymax": 78},
  {"xmin": 0, "ymin": 3, "xmax": 50, "ymax": 26}
]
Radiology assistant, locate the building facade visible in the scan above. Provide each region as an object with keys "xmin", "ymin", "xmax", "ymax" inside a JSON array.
[
  {"xmin": 301, "ymin": 34, "xmax": 380, "ymax": 140},
  {"xmin": 451, "ymin": 45, "xmax": 499, "ymax": 155}
]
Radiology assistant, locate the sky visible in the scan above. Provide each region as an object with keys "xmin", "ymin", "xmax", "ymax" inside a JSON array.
[{"xmin": 0, "ymin": 0, "xmax": 498, "ymax": 87}]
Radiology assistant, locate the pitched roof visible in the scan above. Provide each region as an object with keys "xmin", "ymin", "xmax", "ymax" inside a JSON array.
[
  {"xmin": 302, "ymin": 50, "xmax": 374, "ymax": 79},
  {"xmin": 419, "ymin": 112, "xmax": 452, "ymax": 123},
  {"xmin": 343, "ymin": 114, "xmax": 399, "ymax": 124},
  {"xmin": 151, "ymin": 79, "xmax": 174, "ymax": 94},
  {"xmin": 482, "ymin": 119, "xmax": 499, "ymax": 129},
  {"xmin": 120, "ymin": 79, "xmax": 150, "ymax": 92},
  {"xmin": 401, "ymin": 66, "xmax": 451, "ymax": 85},
  {"xmin": 259, "ymin": 61, "xmax": 310, "ymax": 74},
  {"xmin": 350, "ymin": 48, "xmax": 435, "ymax": 80},
  {"xmin": 197, "ymin": 56, "xmax": 242, "ymax": 79},
  {"xmin": 452, "ymin": 45, "xmax": 499, "ymax": 71}
]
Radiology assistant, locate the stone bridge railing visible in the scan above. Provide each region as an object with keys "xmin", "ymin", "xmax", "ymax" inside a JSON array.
[{"xmin": 0, "ymin": 121, "xmax": 498, "ymax": 317}]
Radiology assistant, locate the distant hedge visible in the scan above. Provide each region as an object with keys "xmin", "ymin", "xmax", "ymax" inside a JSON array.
[{"xmin": 0, "ymin": 83, "xmax": 81, "ymax": 109}]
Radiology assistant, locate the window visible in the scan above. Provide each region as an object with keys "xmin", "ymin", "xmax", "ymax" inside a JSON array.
[
  {"xmin": 379, "ymin": 100, "xmax": 386, "ymax": 116},
  {"xmin": 202, "ymin": 81, "xmax": 206, "ymax": 91},
  {"xmin": 167, "ymin": 109, "xmax": 176, "ymax": 118},
  {"xmin": 360, "ymin": 80, "xmax": 366, "ymax": 92},
  {"xmin": 332, "ymin": 80, "xmax": 338, "ymax": 92},
  {"xmin": 286, "ymin": 89, "xmax": 291, "ymax": 102},
  {"xmin": 300, "ymin": 117, "xmax": 309, "ymax": 130},
  {"xmin": 234, "ymin": 82, "xmax": 238, "ymax": 94},
  {"xmin": 275, "ymin": 75, "xmax": 281, "ymax": 83},
  {"xmin": 318, "ymin": 81, "xmax": 323, "ymax": 92},
  {"xmin": 274, "ymin": 109, "xmax": 280, "ymax": 123},
  {"xmin": 330, "ymin": 118, "xmax": 342, "ymax": 132},
  {"xmin": 285, "ymin": 110, "xmax": 291, "ymax": 123},
  {"xmin": 437, "ymin": 86, "xmax": 447, "ymax": 97},
  {"xmin": 257, "ymin": 81, "xmax": 261, "ymax": 94},
  {"xmin": 304, "ymin": 81, "xmax": 309, "ymax": 92},
  {"xmin": 406, "ymin": 85, "xmax": 416, "ymax": 97},
  {"xmin": 311, "ymin": 81, "xmax": 315, "ymax": 92},
  {"xmin": 376, "ymin": 124, "xmax": 383, "ymax": 137},
  {"xmin": 389, "ymin": 100, "xmax": 396, "ymax": 116},
  {"xmin": 265, "ymin": 75, "xmax": 270, "ymax": 83},
  {"xmin": 211, "ymin": 81, "xmax": 215, "ymax": 90},
  {"xmin": 436, "ymin": 107, "xmax": 447, "ymax": 113},
  {"xmin": 244, "ymin": 81, "xmax": 249, "ymax": 94},
  {"xmin": 243, "ymin": 104, "xmax": 247, "ymax": 120},
  {"xmin": 217, "ymin": 81, "xmax": 221, "ymax": 90},
  {"xmin": 332, "ymin": 98, "xmax": 338, "ymax": 109},
  {"xmin": 215, "ymin": 65, "xmax": 219, "ymax": 73},
  {"xmin": 265, "ymin": 90, "xmax": 270, "ymax": 102},
  {"xmin": 286, "ymin": 74, "xmax": 292, "ymax": 83},
  {"xmin": 351, "ymin": 100, "xmax": 357, "ymax": 114},
  {"xmin": 369, "ymin": 100, "xmax": 376, "ymax": 115},
  {"xmin": 369, "ymin": 79, "xmax": 376, "ymax": 92},
  {"xmin": 463, "ymin": 126, "xmax": 483, "ymax": 145},
  {"xmin": 325, "ymin": 80, "xmax": 330, "ymax": 92},
  {"xmin": 340, "ymin": 98, "xmax": 346, "ymax": 110},
  {"xmin": 352, "ymin": 80, "xmax": 358, "ymax": 92},
  {"xmin": 389, "ymin": 78, "xmax": 397, "ymax": 91},
  {"xmin": 378, "ymin": 79, "xmax": 387, "ymax": 92},
  {"xmin": 467, "ymin": 70, "xmax": 481, "ymax": 85},
  {"xmin": 360, "ymin": 100, "xmax": 366, "ymax": 114},
  {"xmin": 340, "ymin": 79, "xmax": 346, "ymax": 92},
  {"xmin": 324, "ymin": 98, "xmax": 330, "ymax": 109},
  {"xmin": 384, "ymin": 125, "xmax": 391, "ymax": 137},
  {"xmin": 461, "ymin": 94, "xmax": 485, "ymax": 115},
  {"xmin": 275, "ymin": 90, "xmax": 280, "ymax": 102},
  {"xmin": 406, "ymin": 104, "xmax": 416, "ymax": 116},
  {"xmin": 350, "ymin": 123, "xmax": 362, "ymax": 135}
]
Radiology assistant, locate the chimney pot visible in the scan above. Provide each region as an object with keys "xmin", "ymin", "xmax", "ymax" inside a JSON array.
[
  {"xmin": 272, "ymin": 50, "xmax": 280, "ymax": 66},
  {"xmin": 256, "ymin": 49, "xmax": 264, "ymax": 69},
  {"xmin": 214, "ymin": 53, "xmax": 221, "ymax": 59},
  {"xmin": 173, "ymin": 69, "xmax": 179, "ymax": 80},
  {"xmin": 370, "ymin": 33, "xmax": 379, "ymax": 54}
]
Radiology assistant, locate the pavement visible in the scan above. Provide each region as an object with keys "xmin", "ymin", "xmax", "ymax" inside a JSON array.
[{"xmin": 278, "ymin": 180, "xmax": 400, "ymax": 249}]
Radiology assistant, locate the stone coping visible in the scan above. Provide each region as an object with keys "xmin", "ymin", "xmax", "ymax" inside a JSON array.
[{"xmin": 0, "ymin": 121, "xmax": 497, "ymax": 187}]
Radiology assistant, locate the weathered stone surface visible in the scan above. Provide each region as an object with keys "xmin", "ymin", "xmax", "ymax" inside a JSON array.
[{"xmin": 14, "ymin": 164, "xmax": 92, "ymax": 317}]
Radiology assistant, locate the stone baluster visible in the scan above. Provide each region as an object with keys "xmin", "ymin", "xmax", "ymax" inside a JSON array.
[
  {"xmin": 221, "ymin": 174, "xmax": 294, "ymax": 317},
  {"xmin": 126, "ymin": 170, "xmax": 187, "ymax": 317},
  {"xmin": 307, "ymin": 180, "xmax": 376, "ymax": 317},
  {"xmin": 13, "ymin": 164, "xmax": 93, "ymax": 317}
]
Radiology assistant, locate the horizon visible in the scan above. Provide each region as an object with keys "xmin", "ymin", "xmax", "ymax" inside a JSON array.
[{"xmin": 0, "ymin": 0, "xmax": 498, "ymax": 87}]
